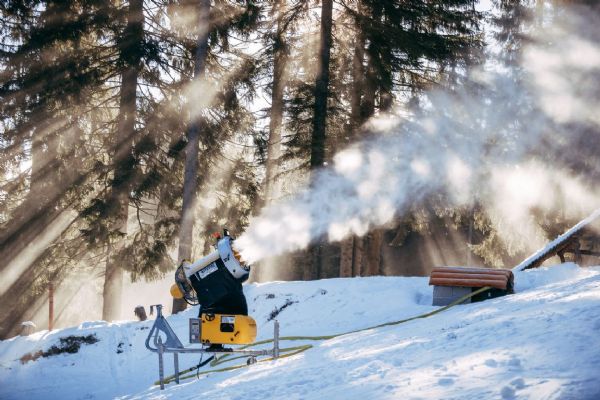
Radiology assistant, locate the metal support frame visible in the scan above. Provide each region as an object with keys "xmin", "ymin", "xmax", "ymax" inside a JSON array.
[
  {"xmin": 145, "ymin": 304, "xmax": 280, "ymax": 390},
  {"xmin": 273, "ymin": 320, "xmax": 280, "ymax": 359},
  {"xmin": 157, "ymin": 338, "xmax": 164, "ymax": 390}
]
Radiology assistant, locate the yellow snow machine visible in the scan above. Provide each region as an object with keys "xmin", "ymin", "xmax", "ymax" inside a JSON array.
[{"xmin": 145, "ymin": 231, "xmax": 281, "ymax": 390}]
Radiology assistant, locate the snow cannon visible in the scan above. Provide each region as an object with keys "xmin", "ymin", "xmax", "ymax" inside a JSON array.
[
  {"xmin": 172, "ymin": 230, "xmax": 256, "ymax": 345},
  {"xmin": 181, "ymin": 231, "xmax": 250, "ymax": 282}
]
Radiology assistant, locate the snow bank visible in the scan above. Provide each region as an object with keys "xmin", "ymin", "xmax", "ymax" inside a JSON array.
[
  {"xmin": 513, "ymin": 262, "xmax": 596, "ymax": 291},
  {"xmin": 2, "ymin": 264, "xmax": 600, "ymax": 400}
]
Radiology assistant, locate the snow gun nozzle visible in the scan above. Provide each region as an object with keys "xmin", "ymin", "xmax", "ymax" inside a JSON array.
[{"xmin": 179, "ymin": 229, "xmax": 251, "ymax": 288}]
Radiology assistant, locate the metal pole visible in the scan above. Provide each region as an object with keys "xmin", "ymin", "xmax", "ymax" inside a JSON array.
[
  {"xmin": 273, "ymin": 320, "xmax": 280, "ymax": 359},
  {"xmin": 158, "ymin": 337, "xmax": 165, "ymax": 390},
  {"xmin": 174, "ymin": 352, "xmax": 180, "ymax": 384}
]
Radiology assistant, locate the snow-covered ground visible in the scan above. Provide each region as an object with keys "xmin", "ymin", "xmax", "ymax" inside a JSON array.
[{"xmin": 1, "ymin": 263, "xmax": 599, "ymax": 400}]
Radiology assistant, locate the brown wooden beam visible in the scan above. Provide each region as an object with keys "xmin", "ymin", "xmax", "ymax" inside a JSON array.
[{"xmin": 429, "ymin": 277, "xmax": 509, "ymax": 290}]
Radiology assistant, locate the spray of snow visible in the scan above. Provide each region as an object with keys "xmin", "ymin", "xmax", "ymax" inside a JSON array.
[
  {"xmin": 524, "ymin": 11, "xmax": 600, "ymax": 127},
  {"xmin": 235, "ymin": 9, "xmax": 600, "ymax": 265}
]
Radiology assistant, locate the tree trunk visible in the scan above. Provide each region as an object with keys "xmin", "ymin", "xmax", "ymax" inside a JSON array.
[
  {"xmin": 353, "ymin": 236, "xmax": 364, "ymax": 276},
  {"xmin": 310, "ymin": 0, "xmax": 333, "ymax": 171},
  {"xmin": 263, "ymin": 0, "xmax": 287, "ymax": 206},
  {"xmin": 364, "ymin": 230, "xmax": 383, "ymax": 276},
  {"xmin": 102, "ymin": 0, "xmax": 143, "ymax": 321},
  {"xmin": 365, "ymin": 35, "xmax": 390, "ymax": 275},
  {"xmin": 304, "ymin": 244, "xmax": 322, "ymax": 281},
  {"xmin": 339, "ymin": 238, "xmax": 354, "ymax": 277},
  {"xmin": 339, "ymin": 5, "xmax": 365, "ymax": 278},
  {"xmin": 348, "ymin": 1, "xmax": 365, "ymax": 134},
  {"xmin": 379, "ymin": 86, "xmax": 393, "ymax": 112},
  {"xmin": 352, "ymin": 2, "xmax": 386, "ymax": 278},
  {"xmin": 173, "ymin": 0, "xmax": 211, "ymax": 314},
  {"xmin": 48, "ymin": 280, "xmax": 54, "ymax": 331},
  {"xmin": 305, "ymin": 0, "xmax": 333, "ymax": 281},
  {"xmin": 361, "ymin": 1, "xmax": 381, "ymax": 121}
]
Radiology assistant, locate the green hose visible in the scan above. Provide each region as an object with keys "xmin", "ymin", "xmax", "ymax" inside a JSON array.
[{"xmin": 158, "ymin": 286, "xmax": 491, "ymax": 386}]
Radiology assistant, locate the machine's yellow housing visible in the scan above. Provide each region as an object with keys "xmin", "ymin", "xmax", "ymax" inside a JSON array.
[{"xmin": 200, "ymin": 313, "xmax": 257, "ymax": 345}]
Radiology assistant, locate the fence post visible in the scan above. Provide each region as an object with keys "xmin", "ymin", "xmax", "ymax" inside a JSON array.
[{"xmin": 273, "ymin": 320, "xmax": 280, "ymax": 359}]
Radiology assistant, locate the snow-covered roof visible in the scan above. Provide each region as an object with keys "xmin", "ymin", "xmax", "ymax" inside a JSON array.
[{"xmin": 513, "ymin": 208, "xmax": 600, "ymax": 272}]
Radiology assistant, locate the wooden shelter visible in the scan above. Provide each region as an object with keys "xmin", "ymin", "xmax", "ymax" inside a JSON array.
[
  {"xmin": 429, "ymin": 266, "xmax": 514, "ymax": 306},
  {"xmin": 428, "ymin": 209, "xmax": 600, "ymax": 306}
]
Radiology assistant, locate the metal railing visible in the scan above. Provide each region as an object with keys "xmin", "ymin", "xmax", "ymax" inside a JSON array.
[{"xmin": 145, "ymin": 304, "xmax": 280, "ymax": 390}]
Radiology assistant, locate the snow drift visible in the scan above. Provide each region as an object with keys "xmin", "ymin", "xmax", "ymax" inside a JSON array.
[{"xmin": 1, "ymin": 263, "xmax": 600, "ymax": 400}]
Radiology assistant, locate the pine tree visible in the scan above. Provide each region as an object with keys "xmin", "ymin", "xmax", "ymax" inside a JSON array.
[
  {"xmin": 0, "ymin": 0, "xmax": 118, "ymax": 336},
  {"xmin": 262, "ymin": 0, "xmax": 290, "ymax": 206},
  {"xmin": 300, "ymin": 0, "xmax": 334, "ymax": 281},
  {"xmin": 1, "ymin": 0, "xmax": 192, "ymax": 331},
  {"xmin": 101, "ymin": 0, "xmax": 145, "ymax": 321},
  {"xmin": 172, "ymin": 0, "xmax": 261, "ymax": 308},
  {"xmin": 346, "ymin": 0, "xmax": 483, "ymax": 277},
  {"xmin": 170, "ymin": 0, "xmax": 211, "ymax": 314}
]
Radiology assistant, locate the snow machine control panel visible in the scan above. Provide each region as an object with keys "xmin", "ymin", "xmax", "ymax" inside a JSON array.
[
  {"xmin": 189, "ymin": 318, "xmax": 202, "ymax": 344},
  {"xmin": 187, "ymin": 313, "xmax": 257, "ymax": 345}
]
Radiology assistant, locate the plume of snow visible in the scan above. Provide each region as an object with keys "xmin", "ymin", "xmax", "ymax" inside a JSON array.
[{"xmin": 235, "ymin": 8, "xmax": 600, "ymax": 265}]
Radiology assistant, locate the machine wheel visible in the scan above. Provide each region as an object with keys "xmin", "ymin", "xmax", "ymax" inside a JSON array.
[{"xmin": 246, "ymin": 356, "xmax": 257, "ymax": 365}]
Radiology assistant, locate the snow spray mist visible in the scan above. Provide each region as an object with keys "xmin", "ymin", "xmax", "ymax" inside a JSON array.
[{"xmin": 235, "ymin": 8, "xmax": 600, "ymax": 265}]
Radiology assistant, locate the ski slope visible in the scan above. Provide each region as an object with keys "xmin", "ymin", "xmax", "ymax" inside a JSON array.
[{"xmin": 1, "ymin": 263, "xmax": 600, "ymax": 400}]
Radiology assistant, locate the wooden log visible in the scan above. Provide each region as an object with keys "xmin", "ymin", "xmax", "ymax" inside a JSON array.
[
  {"xmin": 431, "ymin": 272, "xmax": 512, "ymax": 281},
  {"xmin": 431, "ymin": 266, "xmax": 512, "ymax": 277},
  {"xmin": 429, "ymin": 266, "xmax": 514, "ymax": 291},
  {"xmin": 431, "ymin": 270, "xmax": 511, "ymax": 278},
  {"xmin": 429, "ymin": 277, "xmax": 509, "ymax": 290}
]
